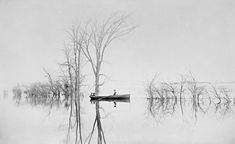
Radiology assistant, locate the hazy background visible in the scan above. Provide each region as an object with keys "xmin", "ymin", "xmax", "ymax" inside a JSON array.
[
  {"xmin": 1, "ymin": 0, "xmax": 235, "ymax": 91},
  {"xmin": 1, "ymin": 1, "xmax": 235, "ymax": 143}
]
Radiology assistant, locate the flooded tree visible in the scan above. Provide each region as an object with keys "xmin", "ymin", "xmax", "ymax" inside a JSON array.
[
  {"xmin": 146, "ymin": 74, "xmax": 158, "ymax": 99},
  {"xmin": 3, "ymin": 89, "xmax": 8, "ymax": 99},
  {"xmin": 24, "ymin": 25, "xmax": 86, "ymax": 143},
  {"xmin": 23, "ymin": 82, "xmax": 60, "ymax": 107},
  {"xmin": 81, "ymin": 14, "xmax": 136, "ymax": 95},
  {"xmin": 10, "ymin": 14, "xmax": 135, "ymax": 144},
  {"xmin": 145, "ymin": 74, "xmax": 234, "ymax": 122},
  {"xmin": 79, "ymin": 15, "xmax": 135, "ymax": 144},
  {"xmin": 178, "ymin": 76, "xmax": 186, "ymax": 115},
  {"xmin": 61, "ymin": 26, "xmax": 84, "ymax": 144},
  {"xmin": 12, "ymin": 84, "xmax": 22, "ymax": 104}
]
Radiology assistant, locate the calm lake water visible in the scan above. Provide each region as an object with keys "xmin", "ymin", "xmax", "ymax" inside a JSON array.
[{"xmin": 1, "ymin": 85, "xmax": 235, "ymax": 144}]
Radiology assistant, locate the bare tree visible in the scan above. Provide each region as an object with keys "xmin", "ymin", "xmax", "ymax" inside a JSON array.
[
  {"xmin": 62, "ymin": 25, "xmax": 84, "ymax": 144},
  {"xmin": 12, "ymin": 84, "xmax": 22, "ymax": 104},
  {"xmin": 179, "ymin": 76, "xmax": 186, "ymax": 115},
  {"xmin": 81, "ymin": 14, "xmax": 136, "ymax": 95},
  {"xmin": 146, "ymin": 74, "xmax": 158, "ymax": 99}
]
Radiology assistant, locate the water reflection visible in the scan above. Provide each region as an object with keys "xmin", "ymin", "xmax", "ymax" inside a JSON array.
[
  {"xmin": 214, "ymin": 99, "xmax": 232, "ymax": 116},
  {"xmin": 64, "ymin": 96, "xmax": 130, "ymax": 144},
  {"xmin": 9, "ymin": 83, "xmax": 235, "ymax": 144},
  {"xmin": 66, "ymin": 97, "xmax": 83, "ymax": 144},
  {"xmin": 146, "ymin": 96, "xmax": 233, "ymax": 122},
  {"xmin": 11, "ymin": 83, "xmax": 71, "ymax": 109},
  {"xmin": 86, "ymin": 99, "xmax": 130, "ymax": 144},
  {"xmin": 147, "ymin": 98, "xmax": 177, "ymax": 122},
  {"xmin": 85, "ymin": 102, "xmax": 106, "ymax": 144},
  {"xmin": 146, "ymin": 76, "xmax": 234, "ymax": 123},
  {"xmin": 90, "ymin": 99, "xmax": 130, "ymax": 108}
]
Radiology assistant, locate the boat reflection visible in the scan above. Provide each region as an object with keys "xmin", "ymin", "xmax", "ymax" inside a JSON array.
[
  {"xmin": 90, "ymin": 98, "xmax": 130, "ymax": 103},
  {"xmin": 90, "ymin": 98, "xmax": 130, "ymax": 108}
]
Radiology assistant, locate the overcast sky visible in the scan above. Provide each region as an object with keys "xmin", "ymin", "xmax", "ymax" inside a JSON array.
[{"xmin": 0, "ymin": 0, "xmax": 235, "ymax": 90}]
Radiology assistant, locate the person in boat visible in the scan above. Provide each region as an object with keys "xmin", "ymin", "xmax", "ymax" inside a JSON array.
[
  {"xmin": 113, "ymin": 89, "xmax": 117, "ymax": 96},
  {"xmin": 113, "ymin": 89, "xmax": 117, "ymax": 107}
]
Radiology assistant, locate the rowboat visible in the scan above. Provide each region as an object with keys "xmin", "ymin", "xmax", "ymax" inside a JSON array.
[
  {"xmin": 90, "ymin": 98, "xmax": 130, "ymax": 103},
  {"xmin": 89, "ymin": 94, "xmax": 130, "ymax": 99}
]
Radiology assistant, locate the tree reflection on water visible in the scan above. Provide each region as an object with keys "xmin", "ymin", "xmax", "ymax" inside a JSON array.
[
  {"xmin": 12, "ymin": 84, "xmax": 109, "ymax": 144},
  {"xmin": 85, "ymin": 102, "xmax": 106, "ymax": 144},
  {"xmin": 11, "ymin": 79, "xmax": 234, "ymax": 143},
  {"xmin": 146, "ymin": 83, "xmax": 234, "ymax": 122},
  {"xmin": 147, "ymin": 96, "xmax": 233, "ymax": 123},
  {"xmin": 146, "ymin": 75, "xmax": 234, "ymax": 123},
  {"xmin": 66, "ymin": 100, "xmax": 108, "ymax": 144}
]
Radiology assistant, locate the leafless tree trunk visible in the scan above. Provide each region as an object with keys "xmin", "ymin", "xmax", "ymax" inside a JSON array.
[
  {"xmin": 146, "ymin": 74, "xmax": 158, "ymax": 99},
  {"xmin": 62, "ymin": 25, "xmax": 84, "ymax": 144},
  {"xmin": 179, "ymin": 77, "xmax": 186, "ymax": 115},
  {"xmin": 81, "ymin": 14, "xmax": 136, "ymax": 96},
  {"xmin": 69, "ymin": 26, "xmax": 83, "ymax": 144}
]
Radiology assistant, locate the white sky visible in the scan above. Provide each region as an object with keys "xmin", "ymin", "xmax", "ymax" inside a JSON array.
[{"xmin": 0, "ymin": 0, "xmax": 235, "ymax": 90}]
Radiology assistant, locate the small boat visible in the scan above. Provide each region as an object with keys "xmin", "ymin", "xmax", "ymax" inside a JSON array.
[
  {"xmin": 90, "ymin": 94, "xmax": 130, "ymax": 100},
  {"xmin": 90, "ymin": 98, "xmax": 130, "ymax": 103}
]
